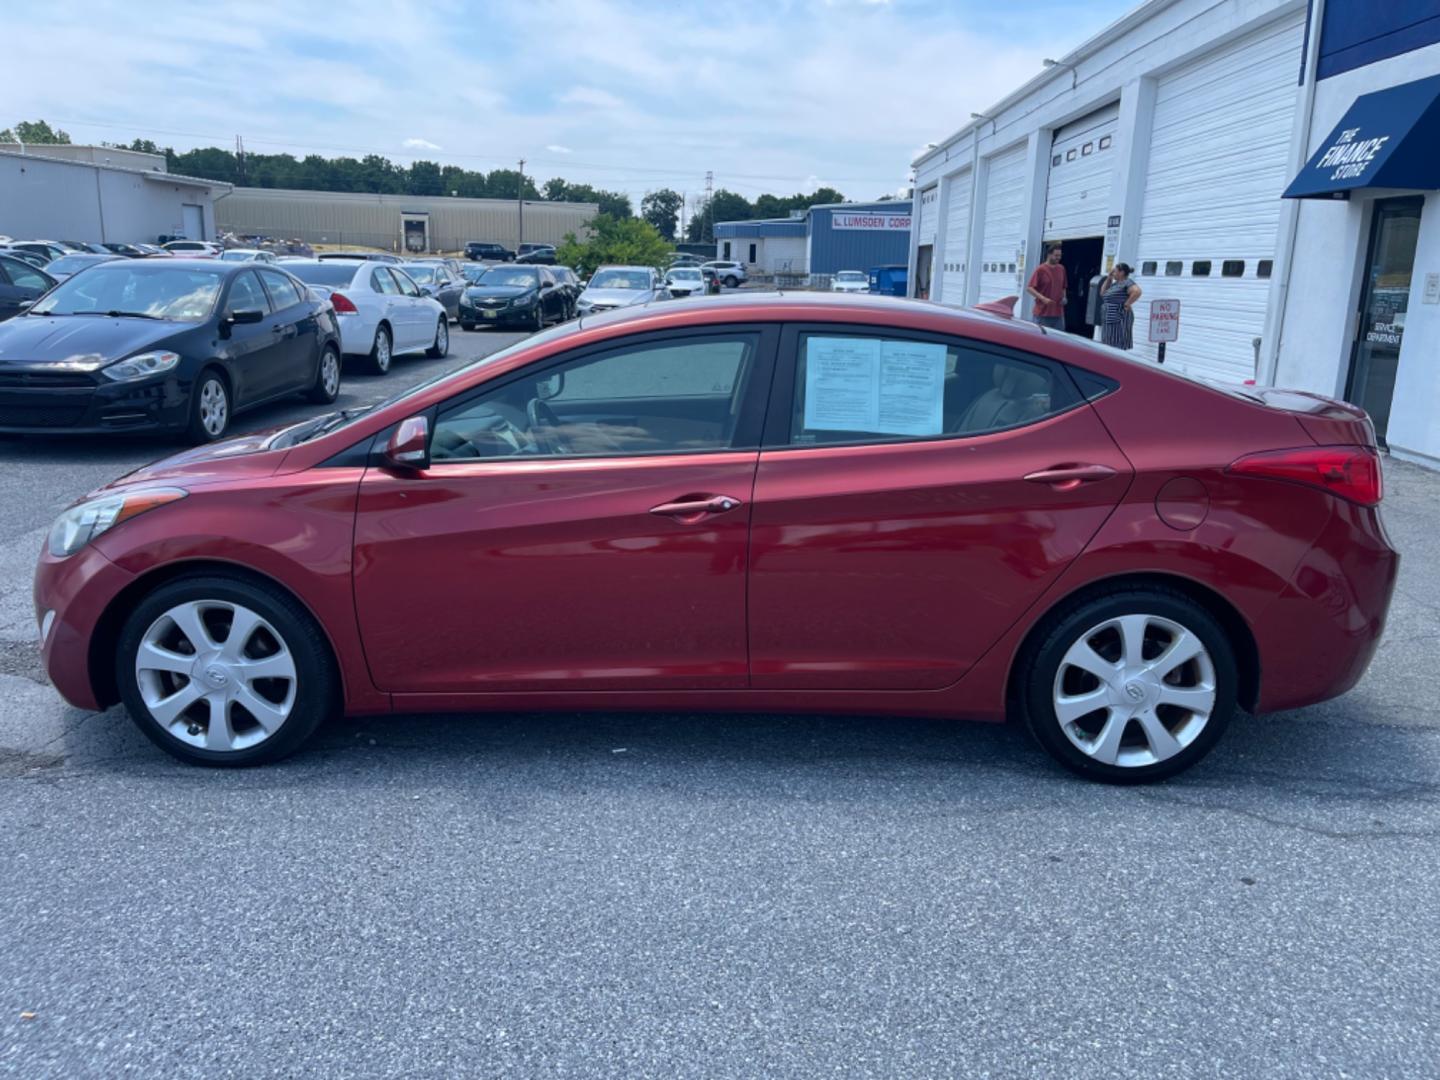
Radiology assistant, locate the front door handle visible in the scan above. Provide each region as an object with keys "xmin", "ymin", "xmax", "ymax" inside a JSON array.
[
  {"xmin": 649, "ymin": 494, "xmax": 743, "ymax": 519},
  {"xmin": 1023, "ymin": 463, "xmax": 1118, "ymax": 490}
]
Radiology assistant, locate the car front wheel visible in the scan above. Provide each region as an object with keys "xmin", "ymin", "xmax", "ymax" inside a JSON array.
[
  {"xmin": 1020, "ymin": 588, "xmax": 1237, "ymax": 783},
  {"xmin": 724, "ymin": 275, "xmax": 739, "ymax": 288},
  {"xmin": 115, "ymin": 575, "xmax": 337, "ymax": 766},
  {"xmin": 186, "ymin": 369, "xmax": 230, "ymax": 444}
]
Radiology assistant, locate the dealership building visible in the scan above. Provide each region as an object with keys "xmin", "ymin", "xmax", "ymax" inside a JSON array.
[
  {"xmin": 907, "ymin": 0, "xmax": 1440, "ymax": 465},
  {"xmin": 716, "ymin": 200, "xmax": 912, "ymax": 283}
]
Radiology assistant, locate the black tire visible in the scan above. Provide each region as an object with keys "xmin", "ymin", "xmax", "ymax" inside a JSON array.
[
  {"xmin": 365, "ymin": 324, "xmax": 392, "ymax": 375},
  {"xmin": 185, "ymin": 368, "xmax": 230, "ymax": 444},
  {"xmin": 460, "ymin": 321, "xmax": 476, "ymax": 332},
  {"xmin": 425, "ymin": 316, "xmax": 449, "ymax": 358},
  {"xmin": 1019, "ymin": 587, "xmax": 1237, "ymax": 784},
  {"xmin": 724, "ymin": 275, "xmax": 739, "ymax": 288},
  {"xmin": 532, "ymin": 304, "xmax": 544, "ymax": 332},
  {"xmin": 115, "ymin": 575, "xmax": 338, "ymax": 767},
  {"xmin": 306, "ymin": 345, "xmax": 341, "ymax": 404}
]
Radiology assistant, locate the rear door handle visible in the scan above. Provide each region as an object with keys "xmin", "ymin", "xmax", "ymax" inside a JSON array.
[
  {"xmin": 1024, "ymin": 463, "xmax": 1118, "ymax": 490},
  {"xmin": 650, "ymin": 495, "xmax": 743, "ymax": 519}
]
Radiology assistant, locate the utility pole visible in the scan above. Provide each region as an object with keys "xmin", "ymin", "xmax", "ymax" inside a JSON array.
[
  {"xmin": 704, "ymin": 171, "xmax": 714, "ymax": 246},
  {"xmin": 236, "ymin": 135, "xmax": 247, "ymax": 186},
  {"xmin": 517, "ymin": 157, "xmax": 525, "ymax": 250}
]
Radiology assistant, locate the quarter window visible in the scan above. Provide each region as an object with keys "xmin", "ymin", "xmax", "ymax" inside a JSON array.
[
  {"xmin": 787, "ymin": 332, "xmax": 1078, "ymax": 447},
  {"xmin": 432, "ymin": 334, "xmax": 760, "ymax": 461},
  {"xmin": 372, "ymin": 270, "xmax": 400, "ymax": 295}
]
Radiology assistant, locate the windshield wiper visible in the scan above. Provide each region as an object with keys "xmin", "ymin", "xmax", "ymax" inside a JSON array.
[{"xmin": 102, "ymin": 310, "xmax": 163, "ymax": 320}]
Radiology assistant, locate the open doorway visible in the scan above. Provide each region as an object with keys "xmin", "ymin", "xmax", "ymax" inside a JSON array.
[
  {"xmin": 915, "ymin": 245, "xmax": 934, "ymax": 299},
  {"xmin": 1048, "ymin": 235, "xmax": 1103, "ymax": 336}
]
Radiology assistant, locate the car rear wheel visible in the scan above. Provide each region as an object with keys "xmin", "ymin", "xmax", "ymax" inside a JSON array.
[
  {"xmin": 116, "ymin": 575, "xmax": 337, "ymax": 766},
  {"xmin": 306, "ymin": 345, "xmax": 341, "ymax": 404},
  {"xmin": 186, "ymin": 369, "xmax": 230, "ymax": 444},
  {"xmin": 366, "ymin": 325, "xmax": 392, "ymax": 375},
  {"xmin": 1020, "ymin": 588, "xmax": 1237, "ymax": 783},
  {"xmin": 426, "ymin": 316, "xmax": 449, "ymax": 358},
  {"xmin": 724, "ymin": 275, "xmax": 739, "ymax": 288}
]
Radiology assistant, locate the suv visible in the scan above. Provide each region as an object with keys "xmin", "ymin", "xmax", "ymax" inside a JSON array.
[
  {"xmin": 465, "ymin": 241, "xmax": 514, "ymax": 262},
  {"xmin": 703, "ymin": 260, "xmax": 748, "ymax": 288}
]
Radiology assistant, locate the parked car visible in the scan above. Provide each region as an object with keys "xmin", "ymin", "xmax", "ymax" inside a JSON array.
[
  {"xmin": 867, "ymin": 265, "xmax": 908, "ymax": 296},
  {"xmin": 458, "ymin": 265, "xmax": 568, "ymax": 330},
  {"xmin": 315, "ymin": 251, "xmax": 403, "ymax": 265},
  {"xmin": 43, "ymin": 252, "xmax": 125, "ymax": 282},
  {"xmin": 219, "ymin": 248, "xmax": 279, "ymax": 264},
  {"xmin": 703, "ymin": 260, "xmax": 748, "ymax": 288},
  {"xmin": 395, "ymin": 263, "xmax": 464, "ymax": 321},
  {"xmin": 161, "ymin": 241, "xmax": 223, "ymax": 258},
  {"xmin": 102, "ymin": 242, "xmax": 150, "ymax": 258},
  {"xmin": 548, "ymin": 266, "xmax": 582, "ymax": 318},
  {"xmin": 667, "ymin": 253, "xmax": 704, "ymax": 268},
  {"xmin": 0, "ymin": 259, "xmax": 342, "ymax": 442},
  {"xmin": 409, "ymin": 256, "xmax": 467, "ymax": 281},
  {"xmin": 515, "ymin": 244, "xmax": 558, "ymax": 265},
  {"xmin": 465, "ymin": 241, "xmax": 514, "ymax": 262},
  {"xmin": 0, "ymin": 254, "xmax": 57, "ymax": 321},
  {"xmin": 831, "ymin": 270, "xmax": 869, "ymax": 293},
  {"xmin": 663, "ymin": 267, "xmax": 709, "ymax": 297},
  {"xmin": 283, "ymin": 259, "xmax": 449, "ymax": 373},
  {"xmin": 132, "ymin": 243, "xmax": 172, "ymax": 258},
  {"xmin": 32, "ymin": 293, "xmax": 1398, "ymax": 774},
  {"xmin": 576, "ymin": 265, "xmax": 665, "ymax": 315},
  {"xmin": 0, "ymin": 246, "xmax": 55, "ymax": 270},
  {"xmin": 56, "ymin": 241, "xmax": 103, "ymax": 253},
  {"xmin": 459, "ymin": 263, "xmax": 490, "ymax": 285},
  {"xmin": 8, "ymin": 241, "xmax": 67, "ymax": 263}
]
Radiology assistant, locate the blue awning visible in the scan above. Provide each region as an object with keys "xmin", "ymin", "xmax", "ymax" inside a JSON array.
[{"xmin": 1283, "ymin": 73, "xmax": 1440, "ymax": 199}]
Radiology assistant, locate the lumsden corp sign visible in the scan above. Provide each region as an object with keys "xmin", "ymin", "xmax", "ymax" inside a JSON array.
[{"xmin": 831, "ymin": 212, "xmax": 912, "ymax": 231}]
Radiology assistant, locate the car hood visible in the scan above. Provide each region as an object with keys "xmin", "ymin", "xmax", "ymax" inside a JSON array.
[
  {"xmin": 464, "ymin": 285, "xmax": 534, "ymax": 300},
  {"xmin": 0, "ymin": 314, "xmax": 189, "ymax": 368},
  {"xmin": 93, "ymin": 429, "xmax": 292, "ymax": 498},
  {"xmin": 581, "ymin": 287, "xmax": 650, "ymax": 305}
]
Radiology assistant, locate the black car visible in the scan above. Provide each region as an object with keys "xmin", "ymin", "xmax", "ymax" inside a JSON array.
[
  {"xmin": 0, "ymin": 247, "xmax": 54, "ymax": 270},
  {"xmin": 0, "ymin": 254, "xmax": 56, "ymax": 322},
  {"xmin": 458, "ymin": 265, "xmax": 567, "ymax": 331},
  {"xmin": 9, "ymin": 241, "xmax": 66, "ymax": 264},
  {"xmin": 316, "ymin": 252, "xmax": 402, "ymax": 264},
  {"xmin": 514, "ymin": 244, "xmax": 557, "ymax": 265},
  {"xmin": 464, "ymin": 241, "xmax": 514, "ymax": 262},
  {"xmin": 0, "ymin": 259, "xmax": 342, "ymax": 442},
  {"xmin": 397, "ymin": 263, "xmax": 465, "ymax": 321},
  {"xmin": 549, "ymin": 266, "xmax": 581, "ymax": 318},
  {"xmin": 103, "ymin": 242, "xmax": 150, "ymax": 258}
]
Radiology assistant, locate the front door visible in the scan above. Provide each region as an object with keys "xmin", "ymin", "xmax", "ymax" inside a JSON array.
[
  {"xmin": 748, "ymin": 325, "xmax": 1131, "ymax": 690},
  {"xmin": 1346, "ymin": 197, "xmax": 1423, "ymax": 443},
  {"xmin": 352, "ymin": 328, "xmax": 776, "ymax": 694}
]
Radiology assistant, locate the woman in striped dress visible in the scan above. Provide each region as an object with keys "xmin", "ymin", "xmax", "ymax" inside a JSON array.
[{"xmin": 1099, "ymin": 263, "xmax": 1141, "ymax": 350}]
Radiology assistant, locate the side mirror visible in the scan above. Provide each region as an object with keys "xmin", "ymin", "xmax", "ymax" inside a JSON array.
[
  {"xmin": 228, "ymin": 308, "xmax": 265, "ymax": 325},
  {"xmin": 383, "ymin": 415, "xmax": 430, "ymax": 470},
  {"xmin": 17, "ymin": 300, "xmax": 33, "ymax": 312}
]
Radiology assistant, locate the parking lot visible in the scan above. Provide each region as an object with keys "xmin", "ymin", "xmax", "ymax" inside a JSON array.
[{"xmin": 0, "ymin": 322, "xmax": 1434, "ymax": 1076}]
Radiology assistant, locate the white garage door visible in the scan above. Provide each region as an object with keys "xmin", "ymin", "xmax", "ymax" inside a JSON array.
[
  {"xmin": 978, "ymin": 144, "xmax": 1027, "ymax": 302},
  {"xmin": 939, "ymin": 168, "xmax": 971, "ymax": 306},
  {"xmin": 181, "ymin": 203, "xmax": 205, "ymax": 241},
  {"xmin": 1044, "ymin": 103, "xmax": 1119, "ymax": 240},
  {"xmin": 1133, "ymin": 13, "xmax": 1304, "ymax": 380},
  {"xmin": 916, "ymin": 184, "xmax": 939, "ymax": 247}
]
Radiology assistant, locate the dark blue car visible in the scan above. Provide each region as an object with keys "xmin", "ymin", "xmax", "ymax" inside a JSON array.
[{"xmin": 0, "ymin": 259, "xmax": 342, "ymax": 443}]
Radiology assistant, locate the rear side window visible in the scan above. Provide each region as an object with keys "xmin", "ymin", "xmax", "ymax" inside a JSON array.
[
  {"xmin": 786, "ymin": 332, "xmax": 1078, "ymax": 446},
  {"xmin": 372, "ymin": 270, "xmax": 400, "ymax": 295}
]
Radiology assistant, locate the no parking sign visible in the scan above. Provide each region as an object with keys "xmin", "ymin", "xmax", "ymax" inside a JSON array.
[{"xmin": 1149, "ymin": 299, "xmax": 1180, "ymax": 363}]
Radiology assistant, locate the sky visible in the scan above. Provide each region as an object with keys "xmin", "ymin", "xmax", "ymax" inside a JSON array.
[{"xmin": 6, "ymin": 0, "xmax": 1119, "ymax": 214}]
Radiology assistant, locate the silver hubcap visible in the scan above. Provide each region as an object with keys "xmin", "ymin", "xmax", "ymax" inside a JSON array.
[
  {"xmin": 375, "ymin": 330, "xmax": 391, "ymax": 370},
  {"xmin": 199, "ymin": 379, "xmax": 227, "ymax": 436},
  {"xmin": 436, "ymin": 320, "xmax": 448, "ymax": 353},
  {"xmin": 135, "ymin": 600, "xmax": 297, "ymax": 753},
  {"xmin": 321, "ymin": 351, "xmax": 339, "ymax": 395},
  {"xmin": 1053, "ymin": 613, "xmax": 1216, "ymax": 768}
]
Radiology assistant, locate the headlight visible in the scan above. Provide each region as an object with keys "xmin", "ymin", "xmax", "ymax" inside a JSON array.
[
  {"xmin": 102, "ymin": 350, "xmax": 181, "ymax": 383},
  {"xmin": 48, "ymin": 487, "xmax": 187, "ymax": 558}
]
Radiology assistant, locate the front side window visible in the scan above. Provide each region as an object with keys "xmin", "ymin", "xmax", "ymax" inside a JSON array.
[
  {"xmin": 257, "ymin": 269, "xmax": 303, "ymax": 309},
  {"xmin": 3, "ymin": 260, "xmax": 50, "ymax": 290},
  {"xmin": 787, "ymin": 332, "xmax": 1077, "ymax": 446},
  {"xmin": 225, "ymin": 271, "xmax": 270, "ymax": 315},
  {"xmin": 432, "ymin": 335, "xmax": 758, "ymax": 461}
]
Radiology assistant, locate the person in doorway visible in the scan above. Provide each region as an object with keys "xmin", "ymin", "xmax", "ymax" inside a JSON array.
[
  {"xmin": 1099, "ymin": 262, "xmax": 1141, "ymax": 350},
  {"xmin": 1026, "ymin": 242, "xmax": 1067, "ymax": 330}
]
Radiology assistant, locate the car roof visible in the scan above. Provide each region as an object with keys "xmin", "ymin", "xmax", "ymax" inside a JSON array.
[{"xmin": 84, "ymin": 257, "xmax": 248, "ymax": 275}]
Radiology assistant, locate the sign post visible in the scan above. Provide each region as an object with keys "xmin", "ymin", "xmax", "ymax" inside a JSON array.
[{"xmin": 1148, "ymin": 299, "xmax": 1180, "ymax": 363}]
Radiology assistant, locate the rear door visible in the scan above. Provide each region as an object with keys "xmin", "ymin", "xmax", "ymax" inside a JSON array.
[
  {"xmin": 256, "ymin": 268, "xmax": 315, "ymax": 393},
  {"xmin": 748, "ymin": 324, "xmax": 1132, "ymax": 690},
  {"xmin": 219, "ymin": 270, "xmax": 287, "ymax": 404}
]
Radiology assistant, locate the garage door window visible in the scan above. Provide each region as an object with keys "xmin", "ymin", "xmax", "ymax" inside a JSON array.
[{"xmin": 787, "ymin": 333, "xmax": 1078, "ymax": 446}]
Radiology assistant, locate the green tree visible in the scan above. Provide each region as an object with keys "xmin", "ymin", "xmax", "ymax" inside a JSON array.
[
  {"xmin": 487, "ymin": 168, "xmax": 541, "ymax": 200},
  {"xmin": 641, "ymin": 188, "xmax": 683, "ymax": 240},
  {"xmin": 407, "ymin": 160, "xmax": 445, "ymax": 196},
  {"xmin": 542, "ymin": 179, "xmax": 632, "ymax": 218},
  {"xmin": 0, "ymin": 119, "xmax": 70, "ymax": 144},
  {"xmin": 556, "ymin": 214, "xmax": 671, "ymax": 278}
]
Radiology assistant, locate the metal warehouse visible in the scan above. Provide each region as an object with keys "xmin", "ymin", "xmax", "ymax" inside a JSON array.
[
  {"xmin": 216, "ymin": 187, "xmax": 599, "ymax": 254},
  {"xmin": 0, "ymin": 146, "xmax": 230, "ymax": 243},
  {"xmin": 716, "ymin": 200, "xmax": 912, "ymax": 284},
  {"xmin": 907, "ymin": 0, "xmax": 1440, "ymax": 467}
]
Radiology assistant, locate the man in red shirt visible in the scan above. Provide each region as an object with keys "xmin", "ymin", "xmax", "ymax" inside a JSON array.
[{"xmin": 1026, "ymin": 242, "xmax": 1067, "ymax": 330}]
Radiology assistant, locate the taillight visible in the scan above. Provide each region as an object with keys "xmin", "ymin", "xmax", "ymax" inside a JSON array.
[
  {"xmin": 1228, "ymin": 445, "xmax": 1382, "ymax": 506},
  {"xmin": 330, "ymin": 291, "xmax": 358, "ymax": 314}
]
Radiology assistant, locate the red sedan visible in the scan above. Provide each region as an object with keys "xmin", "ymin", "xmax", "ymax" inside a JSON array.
[{"xmin": 33, "ymin": 294, "xmax": 1397, "ymax": 781}]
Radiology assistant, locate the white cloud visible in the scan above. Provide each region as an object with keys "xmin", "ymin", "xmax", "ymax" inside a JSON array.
[
  {"xmin": 545, "ymin": 144, "xmax": 573, "ymax": 154},
  {"xmin": 402, "ymin": 137, "xmax": 442, "ymax": 151},
  {"xmin": 558, "ymin": 86, "xmax": 626, "ymax": 111}
]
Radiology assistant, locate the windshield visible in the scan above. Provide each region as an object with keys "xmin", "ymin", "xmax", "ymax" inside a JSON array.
[
  {"xmin": 285, "ymin": 262, "xmax": 358, "ymax": 286},
  {"xmin": 668, "ymin": 269, "xmax": 702, "ymax": 282},
  {"xmin": 836, "ymin": 271, "xmax": 866, "ymax": 282},
  {"xmin": 460, "ymin": 265, "xmax": 488, "ymax": 283},
  {"xmin": 589, "ymin": 269, "xmax": 652, "ymax": 290},
  {"xmin": 31, "ymin": 263, "xmax": 224, "ymax": 321},
  {"xmin": 477, "ymin": 267, "xmax": 540, "ymax": 288},
  {"xmin": 403, "ymin": 265, "xmax": 438, "ymax": 285},
  {"xmin": 220, "ymin": 250, "xmax": 257, "ymax": 261}
]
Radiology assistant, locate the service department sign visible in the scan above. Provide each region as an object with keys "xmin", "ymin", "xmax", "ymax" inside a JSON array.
[{"xmin": 831, "ymin": 213, "xmax": 912, "ymax": 231}]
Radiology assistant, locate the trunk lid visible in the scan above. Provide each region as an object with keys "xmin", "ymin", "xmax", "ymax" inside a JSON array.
[{"xmin": 1215, "ymin": 384, "xmax": 1377, "ymax": 447}]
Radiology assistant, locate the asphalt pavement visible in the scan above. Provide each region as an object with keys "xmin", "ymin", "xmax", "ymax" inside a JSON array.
[{"xmin": 1, "ymin": 340, "xmax": 1438, "ymax": 1078}]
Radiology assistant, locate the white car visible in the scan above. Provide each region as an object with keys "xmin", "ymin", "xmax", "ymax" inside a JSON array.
[
  {"xmin": 219, "ymin": 248, "xmax": 278, "ymax": 264},
  {"xmin": 831, "ymin": 270, "xmax": 869, "ymax": 293},
  {"xmin": 703, "ymin": 260, "xmax": 748, "ymax": 288},
  {"xmin": 576, "ymin": 266, "xmax": 665, "ymax": 315},
  {"xmin": 161, "ymin": 240, "xmax": 223, "ymax": 258},
  {"xmin": 284, "ymin": 259, "xmax": 449, "ymax": 374},
  {"xmin": 663, "ymin": 267, "xmax": 708, "ymax": 297}
]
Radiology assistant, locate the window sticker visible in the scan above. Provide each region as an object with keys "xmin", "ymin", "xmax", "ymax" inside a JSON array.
[{"xmin": 803, "ymin": 336, "xmax": 946, "ymax": 437}]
